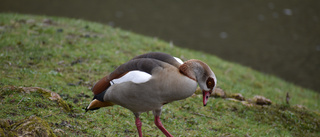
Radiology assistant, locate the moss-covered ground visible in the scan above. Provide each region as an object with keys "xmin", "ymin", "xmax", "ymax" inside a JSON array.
[{"xmin": 0, "ymin": 13, "xmax": 319, "ymax": 136}]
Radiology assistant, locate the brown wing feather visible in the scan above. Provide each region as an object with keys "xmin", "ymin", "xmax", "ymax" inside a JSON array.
[
  {"xmin": 91, "ymin": 76, "xmax": 110, "ymax": 95},
  {"xmin": 132, "ymin": 52, "xmax": 181, "ymax": 68}
]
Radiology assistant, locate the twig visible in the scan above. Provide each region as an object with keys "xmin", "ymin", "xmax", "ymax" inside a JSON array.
[
  {"xmin": 44, "ymin": 114, "xmax": 52, "ymax": 118},
  {"xmin": 17, "ymin": 97, "xmax": 25, "ymax": 106},
  {"xmin": 191, "ymin": 112, "xmax": 217, "ymax": 120},
  {"xmin": 286, "ymin": 92, "xmax": 290, "ymax": 105}
]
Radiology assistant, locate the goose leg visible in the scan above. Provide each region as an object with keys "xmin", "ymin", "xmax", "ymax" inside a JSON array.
[
  {"xmin": 153, "ymin": 109, "xmax": 173, "ymax": 137},
  {"xmin": 134, "ymin": 113, "xmax": 143, "ymax": 137}
]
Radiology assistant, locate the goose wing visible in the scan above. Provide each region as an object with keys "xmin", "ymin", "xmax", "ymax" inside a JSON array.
[
  {"xmin": 132, "ymin": 52, "xmax": 183, "ymax": 68},
  {"xmin": 91, "ymin": 58, "xmax": 166, "ymax": 95}
]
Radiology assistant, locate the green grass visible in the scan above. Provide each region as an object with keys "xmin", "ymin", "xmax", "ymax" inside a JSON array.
[{"xmin": 0, "ymin": 13, "xmax": 319, "ymax": 136}]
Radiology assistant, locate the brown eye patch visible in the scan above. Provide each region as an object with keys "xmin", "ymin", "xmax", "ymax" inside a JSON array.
[{"xmin": 206, "ymin": 77, "xmax": 215, "ymax": 89}]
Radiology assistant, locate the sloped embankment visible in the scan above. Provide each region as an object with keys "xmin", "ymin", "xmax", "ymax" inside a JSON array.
[{"xmin": 0, "ymin": 13, "xmax": 319, "ymax": 136}]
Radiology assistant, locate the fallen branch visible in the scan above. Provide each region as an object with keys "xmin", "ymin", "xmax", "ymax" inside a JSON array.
[
  {"xmin": 44, "ymin": 114, "xmax": 52, "ymax": 118},
  {"xmin": 17, "ymin": 97, "xmax": 25, "ymax": 106},
  {"xmin": 191, "ymin": 112, "xmax": 217, "ymax": 120}
]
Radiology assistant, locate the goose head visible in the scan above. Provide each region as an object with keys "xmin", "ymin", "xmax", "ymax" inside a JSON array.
[{"xmin": 179, "ymin": 59, "xmax": 217, "ymax": 106}]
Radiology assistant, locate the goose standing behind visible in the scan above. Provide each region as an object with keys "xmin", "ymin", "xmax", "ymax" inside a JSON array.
[{"xmin": 86, "ymin": 52, "xmax": 217, "ymax": 137}]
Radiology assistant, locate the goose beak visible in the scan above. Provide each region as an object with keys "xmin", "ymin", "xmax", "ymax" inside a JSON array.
[
  {"xmin": 85, "ymin": 99, "xmax": 113, "ymax": 112},
  {"xmin": 203, "ymin": 90, "xmax": 210, "ymax": 106}
]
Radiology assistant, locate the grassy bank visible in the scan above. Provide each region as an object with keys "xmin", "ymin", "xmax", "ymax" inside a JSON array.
[{"xmin": 0, "ymin": 13, "xmax": 319, "ymax": 136}]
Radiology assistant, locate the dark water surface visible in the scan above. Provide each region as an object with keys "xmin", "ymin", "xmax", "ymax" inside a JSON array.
[{"xmin": 1, "ymin": 0, "xmax": 319, "ymax": 92}]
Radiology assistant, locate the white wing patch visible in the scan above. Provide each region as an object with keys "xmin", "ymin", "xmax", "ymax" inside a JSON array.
[
  {"xmin": 110, "ymin": 70, "xmax": 152, "ymax": 85},
  {"xmin": 174, "ymin": 57, "xmax": 184, "ymax": 64}
]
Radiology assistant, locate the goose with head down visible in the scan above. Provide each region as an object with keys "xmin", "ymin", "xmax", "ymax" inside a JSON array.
[{"xmin": 86, "ymin": 52, "xmax": 217, "ymax": 137}]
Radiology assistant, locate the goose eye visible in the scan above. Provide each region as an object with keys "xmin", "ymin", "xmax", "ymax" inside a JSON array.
[{"xmin": 206, "ymin": 77, "xmax": 215, "ymax": 89}]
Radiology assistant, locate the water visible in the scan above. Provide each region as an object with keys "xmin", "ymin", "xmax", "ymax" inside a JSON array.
[{"xmin": 1, "ymin": 0, "xmax": 319, "ymax": 92}]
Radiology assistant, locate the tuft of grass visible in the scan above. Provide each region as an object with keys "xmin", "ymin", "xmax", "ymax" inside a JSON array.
[{"xmin": 1, "ymin": 13, "xmax": 319, "ymax": 136}]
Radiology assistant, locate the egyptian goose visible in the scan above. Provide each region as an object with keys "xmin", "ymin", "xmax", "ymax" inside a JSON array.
[{"xmin": 86, "ymin": 52, "xmax": 217, "ymax": 137}]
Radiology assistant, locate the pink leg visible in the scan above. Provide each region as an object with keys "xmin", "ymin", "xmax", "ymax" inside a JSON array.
[
  {"xmin": 135, "ymin": 117, "xmax": 143, "ymax": 137},
  {"xmin": 154, "ymin": 116, "xmax": 173, "ymax": 137}
]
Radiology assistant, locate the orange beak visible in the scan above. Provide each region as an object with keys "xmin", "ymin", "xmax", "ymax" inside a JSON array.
[{"xmin": 85, "ymin": 99, "xmax": 114, "ymax": 112}]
